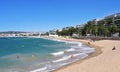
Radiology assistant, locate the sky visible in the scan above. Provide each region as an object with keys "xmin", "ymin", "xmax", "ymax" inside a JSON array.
[{"xmin": 0, "ymin": 0, "xmax": 120, "ymax": 32}]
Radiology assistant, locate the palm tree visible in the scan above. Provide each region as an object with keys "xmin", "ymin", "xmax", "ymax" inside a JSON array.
[
  {"xmin": 68, "ymin": 27, "xmax": 77, "ymax": 36},
  {"xmin": 92, "ymin": 25, "xmax": 98, "ymax": 36},
  {"xmin": 98, "ymin": 25, "xmax": 108, "ymax": 37},
  {"xmin": 108, "ymin": 25, "xmax": 118, "ymax": 36}
]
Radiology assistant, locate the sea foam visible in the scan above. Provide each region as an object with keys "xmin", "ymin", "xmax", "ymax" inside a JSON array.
[
  {"xmin": 65, "ymin": 48, "xmax": 75, "ymax": 52},
  {"xmin": 52, "ymin": 56, "xmax": 71, "ymax": 63},
  {"xmin": 81, "ymin": 48, "xmax": 95, "ymax": 54},
  {"xmin": 51, "ymin": 51, "xmax": 64, "ymax": 56},
  {"xmin": 30, "ymin": 67, "xmax": 47, "ymax": 72}
]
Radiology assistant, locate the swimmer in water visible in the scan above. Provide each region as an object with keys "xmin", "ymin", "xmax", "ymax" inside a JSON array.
[
  {"xmin": 17, "ymin": 56, "xmax": 19, "ymax": 59},
  {"xmin": 32, "ymin": 54, "xmax": 35, "ymax": 58},
  {"xmin": 71, "ymin": 54, "xmax": 74, "ymax": 59}
]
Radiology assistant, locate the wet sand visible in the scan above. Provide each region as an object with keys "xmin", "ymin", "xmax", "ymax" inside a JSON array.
[{"xmin": 54, "ymin": 38, "xmax": 120, "ymax": 72}]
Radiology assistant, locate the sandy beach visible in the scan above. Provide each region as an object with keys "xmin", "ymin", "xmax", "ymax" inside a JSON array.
[{"xmin": 54, "ymin": 38, "xmax": 120, "ymax": 72}]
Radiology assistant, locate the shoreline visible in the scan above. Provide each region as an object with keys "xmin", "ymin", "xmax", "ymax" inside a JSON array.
[
  {"xmin": 54, "ymin": 37, "xmax": 120, "ymax": 72},
  {"xmin": 53, "ymin": 37, "xmax": 102, "ymax": 72},
  {"xmin": 28, "ymin": 36, "xmax": 100, "ymax": 72},
  {"xmin": 1, "ymin": 36, "xmax": 120, "ymax": 72},
  {"xmin": 28, "ymin": 36, "xmax": 96, "ymax": 72}
]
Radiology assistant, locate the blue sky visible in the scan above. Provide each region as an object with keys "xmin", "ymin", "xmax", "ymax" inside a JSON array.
[{"xmin": 0, "ymin": 0, "xmax": 120, "ymax": 32}]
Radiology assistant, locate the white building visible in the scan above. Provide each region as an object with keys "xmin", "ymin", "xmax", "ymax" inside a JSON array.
[{"xmin": 49, "ymin": 30, "xmax": 58, "ymax": 37}]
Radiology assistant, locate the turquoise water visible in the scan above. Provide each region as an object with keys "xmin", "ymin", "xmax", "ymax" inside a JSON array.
[
  {"xmin": 0, "ymin": 37, "xmax": 69, "ymax": 71},
  {"xmin": 0, "ymin": 37, "xmax": 95, "ymax": 72},
  {"xmin": 0, "ymin": 37, "xmax": 67, "ymax": 57}
]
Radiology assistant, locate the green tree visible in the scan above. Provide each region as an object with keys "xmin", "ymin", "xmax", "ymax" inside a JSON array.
[
  {"xmin": 108, "ymin": 25, "xmax": 118, "ymax": 36},
  {"xmin": 104, "ymin": 17, "xmax": 113, "ymax": 26},
  {"xmin": 92, "ymin": 25, "xmax": 98, "ymax": 36},
  {"xmin": 60, "ymin": 30, "xmax": 69, "ymax": 36},
  {"xmin": 98, "ymin": 25, "xmax": 108, "ymax": 36},
  {"xmin": 82, "ymin": 21, "xmax": 94, "ymax": 36},
  {"xmin": 68, "ymin": 27, "xmax": 77, "ymax": 36}
]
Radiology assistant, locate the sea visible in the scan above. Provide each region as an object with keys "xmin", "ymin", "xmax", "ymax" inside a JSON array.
[{"xmin": 0, "ymin": 37, "xmax": 95, "ymax": 72}]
